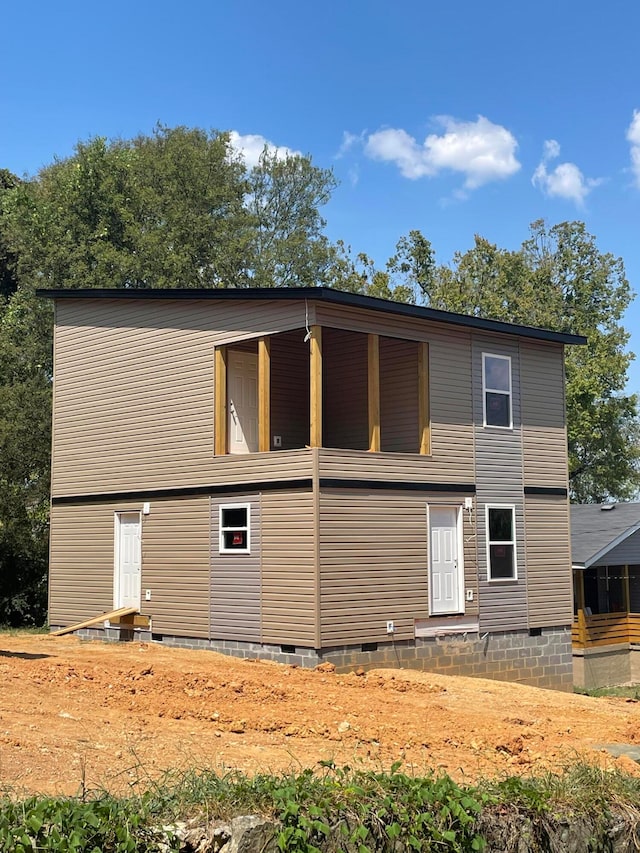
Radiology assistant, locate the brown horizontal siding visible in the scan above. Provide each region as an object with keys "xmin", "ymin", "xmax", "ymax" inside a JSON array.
[
  {"xmin": 52, "ymin": 299, "xmax": 308, "ymax": 496},
  {"xmin": 141, "ymin": 497, "xmax": 210, "ymax": 638},
  {"xmin": 520, "ymin": 341, "xmax": 568, "ymax": 487},
  {"xmin": 319, "ymin": 490, "xmax": 429, "ymax": 645},
  {"xmin": 525, "ymin": 494, "xmax": 572, "ymax": 627},
  {"xmin": 270, "ymin": 331, "xmax": 309, "ymax": 450},
  {"xmin": 323, "ymin": 328, "xmax": 368, "ymax": 450},
  {"xmin": 380, "ymin": 337, "xmax": 419, "ymax": 453},
  {"xmin": 49, "ymin": 498, "xmax": 211, "ymax": 637},
  {"xmin": 317, "ymin": 448, "xmax": 473, "ymax": 485},
  {"xmin": 260, "ymin": 490, "xmax": 316, "ymax": 646}
]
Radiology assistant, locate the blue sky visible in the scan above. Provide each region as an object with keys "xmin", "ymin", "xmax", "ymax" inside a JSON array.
[{"xmin": 3, "ymin": 1, "xmax": 640, "ymax": 394}]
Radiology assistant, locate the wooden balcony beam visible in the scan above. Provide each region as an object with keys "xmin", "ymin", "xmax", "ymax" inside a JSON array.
[
  {"xmin": 418, "ymin": 341, "xmax": 431, "ymax": 455},
  {"xmin": 310, "ymin": 325, "xmax": 322, "ymax": 448},
  {"xmin": 258, "ymin": 336, "xmax": 271, "ymax": 452},
  {"xmin": 368, "ymin": 333, "xmax": 381, "ymax": 452},
  {"xmin": 214, "ymin": 345, "xmax": 227, "ymax": 455}
]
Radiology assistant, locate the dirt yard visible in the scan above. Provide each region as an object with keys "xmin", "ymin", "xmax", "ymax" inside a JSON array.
[{"xmin": 1, "ymin": 633, "xmax": 640, "ymax": 796}]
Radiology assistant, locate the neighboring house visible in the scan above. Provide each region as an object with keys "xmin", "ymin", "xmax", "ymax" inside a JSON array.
[
  {"xmin": 572, "ymin": 502, "xmax": 640, "ymax": 688},
  {"xmin": 39, "ymin": 287, "xmax": 585, "ymax": 691}
]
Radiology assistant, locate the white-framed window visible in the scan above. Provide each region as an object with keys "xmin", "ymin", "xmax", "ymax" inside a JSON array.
[
  {"xmin": 219, "ymin": 504, "xmax": 250, "ymax": 554},
  {"xmin": 482, "ymin": 353, "xmax": 512, "ymax": 428},
  {"xmin": 486, "ymin": 505, "xmax": 517, "ymax": 581}
]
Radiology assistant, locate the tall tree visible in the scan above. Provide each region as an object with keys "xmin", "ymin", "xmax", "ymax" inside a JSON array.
[{"xmin": 419, "ymin": 221, "xmax": 639, "ymax": 502}]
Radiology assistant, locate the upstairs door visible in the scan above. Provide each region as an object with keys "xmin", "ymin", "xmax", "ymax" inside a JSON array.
[
  {"xmin": 429, "ymin": 506, "xmax": 461, "ymax": 615},
  {"xmin": 228, "ymin": 351, "xmax": 259, "ymax": 454},
  {"xmin": 115, "ymin": 512, "xmax": 141, "ymax": 610}
]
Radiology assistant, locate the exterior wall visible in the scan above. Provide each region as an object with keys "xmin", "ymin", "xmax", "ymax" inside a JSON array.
[
  {"xmin": 211, "ymin": 495, "xmax": 261, "ymax": 642},
  {"xmin": 472, "ymin": 335, "xmax": 527, "ymax": 633},
  {"xmin": 270, "ymin": 331, "xmax": 309, "ymax": 450},
  {"xmin": 379, "ymin": 337, "xmax": 419, "ymax": 453},
  {"xmin": 317, "ymin": 488, "xmax": 478, "ymax": 648},
  {"xmin": 49, "ymin": 496, "xmax": 210, "ymax": 637},
  {"xmin": 323, "ymin": 328, "xmax": 368, "ymax": 450},
  {"xmin": 525, "ymin": 494, "xmax": 573, "ymax": 627},
  {"xmin": 520, "ymin": 341, "xmax": 568, "ymax": 487},
  {"xmin": 260, "ymin": 489, "xmax": 317, "ymax": 646},
  {"xmin": 573, "ymin": 644, "xmax": 632, "ymax": 689},
  {"xmin": 314, "ymin": 302, "xmax": 475, "ymax": 483},
  {"xmin": 52, "ymin": 298, "xmax": 308, "ymax": 497}
]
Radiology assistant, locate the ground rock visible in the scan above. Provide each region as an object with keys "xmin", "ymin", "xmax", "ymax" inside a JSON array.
[{"xmin": 227, "ymin": 815, "xmax": 277, "ymax": 853}]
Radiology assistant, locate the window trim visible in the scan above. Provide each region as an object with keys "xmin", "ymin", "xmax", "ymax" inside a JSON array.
[
  {"xmin": 219, "ymin": 503, "xmax": 251, "ymax": 554},
  {"xmin": 486, "ymin": 504, "xmax": 517, "ymax": 582},
  {"xmin": 482, "ymin": 352, "xmax": 512, "ymax": 429}
]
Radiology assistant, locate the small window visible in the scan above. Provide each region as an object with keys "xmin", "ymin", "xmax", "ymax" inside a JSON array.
[
  {"xmin": 219, "ymin": 504, "xmax": 250, "ymax": 553},
  {"xmin": 482, "ymin": 353, "xmax": 512, "ymax": 428},
  {"xmin": 486, "ymin": 505, "xmax": 517, "ymax": 580}
]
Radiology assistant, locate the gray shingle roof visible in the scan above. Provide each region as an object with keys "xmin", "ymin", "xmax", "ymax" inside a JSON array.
[{"xmin": 571, "ymin": 503, "xmax": 640, "ymax": 567}]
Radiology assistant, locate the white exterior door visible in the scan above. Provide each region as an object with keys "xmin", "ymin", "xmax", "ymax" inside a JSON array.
[
  {"xmin": 429, "ymin": 507, "xmax": 461, "ymax": 615},
  {"xmin": 228, "ymin": 351, "xmax": 258, "ymax": 454},
  {"xmin": 115, "ymin": 512, "xmax": 141, "ymax": 610}
]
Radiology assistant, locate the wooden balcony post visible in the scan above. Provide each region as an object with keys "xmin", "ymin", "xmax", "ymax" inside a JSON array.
[
  {"xmin": 577, "ymin": 608, "xmax": 587, "ymax": 647},
  {"xmin": 310, "ymin": 326, "xmax": 322, "ymax": 448},
  {"xmin": 258, "ymin": 336, "xmax": 271, "ymax": 453},
  {"xmin": 214, "ymin": 345, "xmax": 227, "ymax": 455},
  {"xmin": 418, "ymin": 341, "xmax": 430, "ymax": 455},
  {"xmin": 368, "ymin": 333, "xmax": 381, "ymax": 452}
]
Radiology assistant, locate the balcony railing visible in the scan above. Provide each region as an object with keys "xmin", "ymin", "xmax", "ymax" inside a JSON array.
[{"xmin": 572, "ymin": 610, "xmax": 640, "ymax": 648}]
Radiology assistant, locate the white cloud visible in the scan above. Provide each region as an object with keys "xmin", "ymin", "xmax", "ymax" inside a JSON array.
[
  {"xmin": 364, "ymin": 115, "xmax": 520, "ymax": 190},
  {"xmin": 626, "ymin": 110, "xmax": 640, "ymax": 188},
  {"xmin": 532, "ymin": 139, "xmax": 600, "ymax": 206},
  {"xmin": 229, "ymin": 131, "xmax": 300, "ymax": 169},
  {"xmin": 336, "ymin": 130, "xmax": 365, "ymax": 159}
]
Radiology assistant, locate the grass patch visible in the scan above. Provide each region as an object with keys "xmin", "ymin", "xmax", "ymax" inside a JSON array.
[{"xmin": 2, "ymin": 761, "xmax": 640, "ymax": 852}]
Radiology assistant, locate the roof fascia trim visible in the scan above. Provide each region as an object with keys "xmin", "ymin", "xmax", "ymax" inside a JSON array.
[{"xmin": 35, "ymin": 286, "xmax": 587, "ymax": 346}]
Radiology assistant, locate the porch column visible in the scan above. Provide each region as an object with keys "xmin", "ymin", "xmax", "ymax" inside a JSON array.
[
  {"xmin": 623, "ymin": 564, "xmax": 631, "ymax": 613},
  {"xmin": 418, "ymin": 341, "xmax": 431, "ymax": 455},
  {"xmin": 368, "ymin": 333, "xmax": 381, "ymax": 452},
  {"xmin": 258, "ymin": 336, "xmax": 271, "ymax": 453},
  {"xmin": 310, "ymin": 325, "xmax": 322, "ymax": 448},
  {"xmin": 214, "ymin": 345, "xmax": 227, "ymax": 455}
]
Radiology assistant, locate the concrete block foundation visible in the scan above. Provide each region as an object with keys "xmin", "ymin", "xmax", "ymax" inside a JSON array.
[{"xmin": 52, "ymin": 623, "xmax": 574, "ymax": 692}]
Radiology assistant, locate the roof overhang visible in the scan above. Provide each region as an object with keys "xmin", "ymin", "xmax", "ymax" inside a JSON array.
[
  {"xmin": 36, "ymin": 286, "xmax": 588, "ymax": 347},
  {"xmin": 575, "ymin": 520, "xmax": 640, "ymax": 568}
]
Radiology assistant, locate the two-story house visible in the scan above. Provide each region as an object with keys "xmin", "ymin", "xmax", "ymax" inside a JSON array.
[{"xmin": 40, "ymin": 287, "xmax": 585, "ymax": 690}]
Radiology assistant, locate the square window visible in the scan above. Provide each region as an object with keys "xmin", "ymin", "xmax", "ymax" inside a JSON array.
[
  {"xmin": 486, "ymin": 506, "xmax": 516, "ymax": 580},
  {"xmin": 482, "ymin": 353, "xmax": 512, "ymax": 428},
  {"xmin": 219, "ymin": 504, "xmax": 250, "ymax": 554}
]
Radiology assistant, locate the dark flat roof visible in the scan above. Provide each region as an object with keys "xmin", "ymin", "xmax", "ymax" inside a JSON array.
[
  {"xmin": 571, "ymin": 503, "xmax": 640, "ymax": 567},
  {"xmin": 36, "ymin": 286, "xmax": 587, "ymax": 346}
]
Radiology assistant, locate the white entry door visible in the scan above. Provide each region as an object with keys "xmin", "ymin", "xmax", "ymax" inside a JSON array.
[
  {"xmin": 228, "ymin": 351, "xmax": 258, "ymax": 454},
  {"xmin": 429, "ymin": 507, "xmax": 461, "ymax": 615},
  {"xmin": 115, "ymin": 512, "xmax": 141, "ymax": 610}
]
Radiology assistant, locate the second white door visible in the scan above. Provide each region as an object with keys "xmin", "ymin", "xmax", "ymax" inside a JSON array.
[{"xmin": 429, "ymin": 506, "xmax": 461, "ymax": 615}]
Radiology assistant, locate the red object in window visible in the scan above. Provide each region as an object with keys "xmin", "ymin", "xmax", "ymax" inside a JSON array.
[{"xmin": 233, "ymin": 533, "xmax": 243, "ymax": 545}]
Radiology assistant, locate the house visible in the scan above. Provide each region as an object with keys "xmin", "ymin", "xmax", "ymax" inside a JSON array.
[
  {"xmin": 39, "ymin": 287, "xmax": 585, "ymax": 691},
  {"xmin": 572, "ymin": 502, "xmax": 640, "ymax": 688}
]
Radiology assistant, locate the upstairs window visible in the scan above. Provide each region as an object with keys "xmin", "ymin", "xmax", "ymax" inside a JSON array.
[
  {"xmin": 219, "ymin": 504, "xmax": 250, "ymax": 553},
  {"xmin": 486, "ymin": 506, "xmax": 517, "ymax": 580},
  {"xmin": 482, "ymin": 353, "xmax": 512, "ymax": 428}
]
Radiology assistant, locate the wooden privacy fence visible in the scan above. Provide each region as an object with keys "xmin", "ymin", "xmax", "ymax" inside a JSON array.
[{"xmin": 572, "ymin": 611, "xmax": 640, "ymax": 647}]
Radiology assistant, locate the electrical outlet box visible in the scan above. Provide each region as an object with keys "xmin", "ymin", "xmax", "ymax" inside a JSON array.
[
  {"xmin": 145, "ymin": 589, "xmax": 152, "ymax": 601},
  {"xmin": 386, "ymin": 620, "xmax": 395, "ymax": 634},
  {"xmin": 273, "ymin": 435, "xmax": 282, "ymax": 447},
  {"xmin": 464, "ymin": 497, "xmax": 473, "ymax": 510},
  {"xmin": 466, "ymin": 588, "xmax": 473, "ymax": 602}
]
